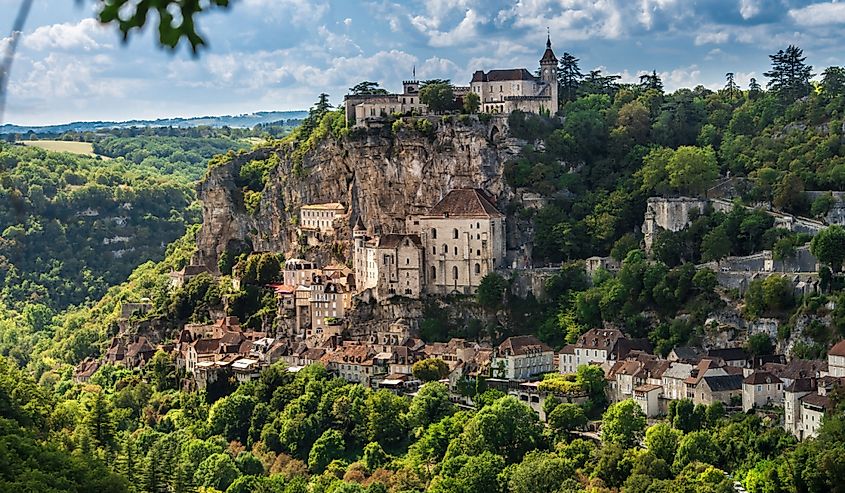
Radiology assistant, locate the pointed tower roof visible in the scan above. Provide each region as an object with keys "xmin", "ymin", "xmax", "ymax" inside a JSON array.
[
  {"xmin": 353, "ymin": 216, "xmax": 366, "ymax": 231},
  {"xmin": 540, "ymin": 33, "xmax": 557, "ymax": 65}
]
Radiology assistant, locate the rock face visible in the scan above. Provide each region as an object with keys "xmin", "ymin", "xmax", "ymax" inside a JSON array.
[{"xmin": 196, "ymin": 117, "xmax": 521, "ymax": 270}]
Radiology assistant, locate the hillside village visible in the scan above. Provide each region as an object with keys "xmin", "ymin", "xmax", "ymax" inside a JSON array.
[{"xmin": 70, "ymin": 38, "xmax": 845, "ymax": 449}]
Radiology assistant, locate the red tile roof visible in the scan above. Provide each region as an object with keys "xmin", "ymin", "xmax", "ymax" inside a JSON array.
[{"xmin": 426, "ymin": 189, "xmax": 504, "ymax": 218}]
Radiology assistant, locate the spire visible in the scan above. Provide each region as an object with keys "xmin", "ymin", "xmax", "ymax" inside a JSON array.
[{"xmin": 540, "ymin": 29, "xmax": 557, "ymax": 65}]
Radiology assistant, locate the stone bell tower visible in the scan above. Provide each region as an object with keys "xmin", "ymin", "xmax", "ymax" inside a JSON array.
[{"xmin": 539, "ymin": 31, "xmax": 559, "ymax": 114}]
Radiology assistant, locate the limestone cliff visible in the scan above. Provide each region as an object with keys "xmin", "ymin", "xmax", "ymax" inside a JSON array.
[{"xmin": 196, "ymin": 117, "xmax": 524, "ymax": 269}]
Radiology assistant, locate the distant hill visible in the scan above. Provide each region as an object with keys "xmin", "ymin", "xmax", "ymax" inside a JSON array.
[{"xmin": 0, "ymin": 110, "xmax": 309, "ymax": 134}]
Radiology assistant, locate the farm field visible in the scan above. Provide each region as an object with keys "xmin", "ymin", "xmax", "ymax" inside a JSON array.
[{"xmin": 19, "ymin": 140, "xmax": 109, "ymax": 158}]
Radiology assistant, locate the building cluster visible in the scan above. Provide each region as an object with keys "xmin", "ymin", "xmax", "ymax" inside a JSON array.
[
  {"xmin": 343, "ymin": 36, "xmax": 560, "ymax": 126},
  {"xmin": 354, "ymin": 188, "xmax": 507, "ymax": 299}
]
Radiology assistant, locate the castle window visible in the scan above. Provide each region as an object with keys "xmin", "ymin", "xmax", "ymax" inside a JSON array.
[
  {"xmin": 474, "ymin": 263, "xmax": 481, "ymax": 274},
  {"xmin": 476, "ymin": 222, "xmax": 480, "ymax": 229},
  {"xmin": 431, "ymin": 228, "xmax": 437, "ymax": 239},
  {"xmin": 432, "ymin": 246, "xmax": 436, "ymax": 254},
  {"xmin": 476, "ymin": 249, "xmax": 481, "ymax": 256},
  {"xmin": 454, "ymin": 246, "xmax": 458, "ymax": 255},
  {"xmin": 431, "ymin": 266, "xmax": 436, "ymax": 280},
  {"xmin": 453, "ymin": 228, "xmax": 458, "ymax": 239},
  {"xmin": 406, "ymin": 258, "xmax": 410, "ymax": 265},
  {"xmin": 452, "ymin": 266, "xmax": 459, "ymax": 280},
  {"xmin": 499, "ymin": 85, "xmax": 503, "ymax": 92},
  {"xmin": 442, "ymin": 244, "xmax": 448, "ymax": 253}
]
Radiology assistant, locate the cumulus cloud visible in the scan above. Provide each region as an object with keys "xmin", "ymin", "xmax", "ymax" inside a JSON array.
[
  {"xmin": 23, "ymin": 18, "xmax": 110, "ymax": 52},
  {"xmin": 788, "ymin": 2, "xmax": 845, "ymax": 27}
]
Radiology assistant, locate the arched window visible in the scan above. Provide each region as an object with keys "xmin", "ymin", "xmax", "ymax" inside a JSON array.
[
  {"xmin": 431, "ymin": 266, "xmax": 437, "ymax": 280},
  {"xmin": 405, "ymin": 257, "xmax": 410, "ymax": 265},
  {"xmin": 431, "ymin": 228, "xmax": 437, "ymax": 239},
  {"xmin": 454, "ymin": 246, "xmax": 458, "ymax": 255},
  {"xmin": 453, "ymin": 228, "xmax": 459, "ymax": 239},
  {"xmin": 442, "ymin": 244, "xmax": 448, "ymax": 253},
  {"xmin": 432, "ymin": 246, "xmax": 436, "ymax": 254},
  {"xmin": 476, "ymin": 222, "xmax": 480, "ymax": 229},
  {"xmin": 474, "ymin": 263, "xmax": 481, "ymax": 274},
  {"xmin": 452, "ymin": 266, "xmax": 459, "ymax": 280}
]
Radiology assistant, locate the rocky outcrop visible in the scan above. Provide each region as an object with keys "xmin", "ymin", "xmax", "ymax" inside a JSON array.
[{"xmin": 196, "ymin": 116, "xmax": 522, "ymax": 270}]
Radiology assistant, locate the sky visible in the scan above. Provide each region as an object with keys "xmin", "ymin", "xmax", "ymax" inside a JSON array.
[{"xmin": 3, "ymin": 0, "xmax": 845, "ymax": 126}]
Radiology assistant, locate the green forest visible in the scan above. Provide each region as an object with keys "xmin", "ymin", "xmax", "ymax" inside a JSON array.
[{"xmin": 3, "ymin": 43, "xmax": 845, "ymax": 492}]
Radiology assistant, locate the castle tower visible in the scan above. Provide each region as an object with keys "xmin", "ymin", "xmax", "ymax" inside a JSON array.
[{"xmin": 539, "ymin": 33, "xmax": 559, "ymax": 114}]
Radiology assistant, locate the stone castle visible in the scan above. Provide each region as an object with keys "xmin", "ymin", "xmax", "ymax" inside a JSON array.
[{"xmin": 343, "ymin": 36, "xmax": 559, "ymax": 126}]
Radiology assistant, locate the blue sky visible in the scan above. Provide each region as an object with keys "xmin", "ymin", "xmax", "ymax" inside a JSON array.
[{"xmin": 3, "ymin": 0, "xmax": 845, "ymax": 125}]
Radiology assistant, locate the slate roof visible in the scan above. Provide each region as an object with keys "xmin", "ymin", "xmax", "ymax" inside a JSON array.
[
  {"xmin": 785, "ymin": 377, "xmax": 818, "ymax": 393},
  {"xmin": 801, "ymin": 393, "xmax": 832, "ymax": 411},
  {"xmin": 707, "ymin": 347, "xmax": 748, "ymax": 362},
  {"xmin": 743, "ymin": 371, "xmax": 782, "ymax": 385},
  {"xmin": 378, "ymin": 234, "xmax": 422, "ymax": 249},
  {"xmin": 427, "ymin": 188, "xmax": 504, "ymax": 218},
  {"xmin": 471, "ymin": 68, "xmax": 537, "ymax": 83},
  {"xmin": 703, "ymin": 374, "xmax": 743, "ymax": 392},
  {"xmin": 540, "ymin": 36, "xmax": 557, "ymax": 64},
  {"xmin": 497, "ymin": 335, "xmax": 552, "ymax": 356},
  {"xmin": 670, "ymin": 346, "xmax": 704, "ymax": 362},
  {"xmin": 576, "ymin": 328, "xmax": 623, "ymax": 350}
]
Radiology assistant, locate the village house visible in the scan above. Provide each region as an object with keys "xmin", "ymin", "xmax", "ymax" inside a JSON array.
[
  {"xmin": 784, "ymin": 377, "xmax": 817, "ymax": 438},
  {"xmin": 742, "ymin": 370, "xmax": 783, "ymax": 411},
  {"xmin": 584, "ymin": 256, "xmax": 620, "ymax": 277},
  {"xmin": 691, "ymin": 373, "xmax": 743, "ymax": 406},
  {"xmin": 353, "ymin": 226, "xmax": 424, "ymax": 300},
  {"xmin": 707, "ymin": 347, "xmax": 749, "ymax": 368},
  {"xmin": 417, "ymin": 188, "xmax": 507, "ymax": 295},
  {"xmin": 73, "ymin": 358, "xmax": 101, "ymax": 384},
  {"xmin": 799, "ymin": 392, "xmax": 831, "ymax": 439},
  {"xmin": 299, "ymin": 203, "xmax": 345, "ymax": 233},
  {"xmin": 343, "ymin": 80, "xmax": 430, "ymax": 126},
  {"xmin": 661, "ymin": 362, "xmax": 695, "ymax": 401},
  {"xmin": 168, "ymin": 264, "xmax": 211, "ymax": 289},
  {"xmin": 322, "ymin": 343, "xmax": 381, "ymax": 386},
  {"xmin": 283, "ymin": 258, "xmax": 321, "ymax": 287},
  {"xmin": 309, "ymin": 275, "xmax": 349, "ymax": 337},
  {"xmin": 634, "ymin": 384, "xmax": 664, "ymax": 417},
  {"xmin": 491, "ymin": 335, "xmax": 554, "ymax": 380},
  {"xmin": 560, "ymin": 328, "xmax": 652, "ymax": 374},
  {"xmin": 828, "ymin": 339, "xmax": 845, "ymax": 377},
  {"xmin": 667, "ymin": 347, "xmax": 705, "ymax": 364}
]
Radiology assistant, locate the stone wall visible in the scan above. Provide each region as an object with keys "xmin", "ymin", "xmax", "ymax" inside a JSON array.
[{"xmin": 642, "ymin": 197, "xmax": 708, "ymax": 250}]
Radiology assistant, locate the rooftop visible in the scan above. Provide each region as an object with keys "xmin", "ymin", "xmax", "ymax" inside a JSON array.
[
  {"xmin": 426, "ymin": 188, "xmax": 504, "ymax": 218},
  {"xmin": 301, "ymin": 202, "xmax": 345, "ymax": 211},
  {"xmin": 829, "ymin": 339, "xmax": 845, "ymax": 357}
]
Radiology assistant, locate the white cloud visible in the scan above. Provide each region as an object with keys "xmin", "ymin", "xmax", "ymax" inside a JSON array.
[
  {"xmin": 694, "ymin": 30, "xmax": 730, "ymax": 45},
  {"xmin": 343, "ymin": 18, "xmax": 353, "ymax": 27},
  {"xmin": 788, "ymin": 2, "xmax": 845, "ymax": 27},
  {"xmin": 739, "ymin": 0, "xmax": 761, "ymax": 20},
  {"xmin": 8, "ymin": 53, "xmax": 124, "ymax": 102},
  {"xmin": 23, "ymin": 18, "xmax": 110, "ymax": 52},
  {"xmin": 412, "ymin": 8, "xmax": 484, "ymax": 48}
]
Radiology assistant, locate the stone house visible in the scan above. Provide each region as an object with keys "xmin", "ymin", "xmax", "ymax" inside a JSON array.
[
  {"xmin": 634, "ymin": 384, "xmax": 663, "ymax": 417},
  {"xmin": 309, "ymin": 276, "xmax": 349, "ymax": 337},
  {"xmin": 828, "ymin": 340, "xmax": 845, "ymax": 377},
  {"xmin": 799, "ymin": 393, "xmax": 831, "ymax": 439},
  {"xmin": 168, "ymin": 264, "xmax": 211, "ymax": 289},
  {"xmin": 784, "ymin": 378, "xmax": 817, "ymax": 438},
  {"xmin": 667, "ymin": 347, "xmax": 704, "ymax": 364},
  {"xmin": 73, "ymin": 358, "xmax": 101, "ymax": 384},
  {"xmin": 661, "ymin": 362, "xmax": 694, "ymax": 401},
  {"xmin": 491, "ymin": 335, "xmax": 554, "ymax": 380},
  {"xmin": 343, "ymin": 80, "xmax": 429, "ymax": 126},
  {"xmin": 322, "ymin": 344, "xmax": 381, "ymax": 386},
  {"xmin": 299, "ymin": 203, "xmax": 345, "ymax": 233},
  {"xmin": 742, "ymin": 370, "xmax": 783, "ymax": 411},
  {"xmin": 283, "ymin": 259, "xmax": 320, "ymax": 287},
  {"xmin": 691, "ymin": 374, "xmax": 743, "ymax": 406},
  {"xmin": 707, "ymin": 347, "xmax": 749, "ymax": 368},
  {"xmin": 585, "ymin": 256, "xmax": 621, "ymax": 277},
  {"xmin": 417, "ymin": 188, "xmax": 507, "ymax": 295},
  {"xmin": 561, "ymin": 328, "xmax": 652, "ymax": 374},
  {"xmin": 353, "ymin": 228, "xmax": 424, "ymax": 300}
]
